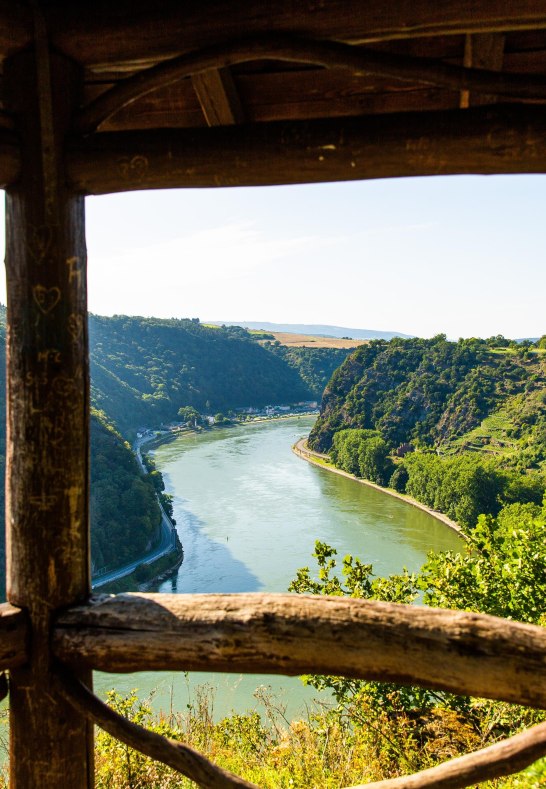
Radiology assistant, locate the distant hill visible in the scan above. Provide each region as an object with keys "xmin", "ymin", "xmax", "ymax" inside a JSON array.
[
  {"xmin": 89, "ymin": 315, "xmax": 314, "ymax": 434},
  {"xmin": 209, "ymin": 321, "xmax": 413, "ymax": 341},
  {"xmin": 309, "ymin": 335, "xmax": 546, "ymax": 474}
]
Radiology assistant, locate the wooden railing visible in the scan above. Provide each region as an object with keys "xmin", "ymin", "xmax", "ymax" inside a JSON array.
[
  {"xmin": 3, "ymin": 8, "xmax": 546, "ymax": 785},
  {"xmin": 3, "ymin": 592, "xmax": 546, "ymax": 787}
]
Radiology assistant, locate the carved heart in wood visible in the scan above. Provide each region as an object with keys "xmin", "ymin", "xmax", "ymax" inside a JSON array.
[{"xmin": 33, "ymin": 285, "xmax": 61, "ymax": 315}]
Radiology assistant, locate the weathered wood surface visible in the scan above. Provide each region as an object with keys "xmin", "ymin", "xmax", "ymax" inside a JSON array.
[
  {"xmin": 192, "ymin": 68, "xmax": 245, "ymax": 126},
  {"xmin": 0, "ymin": 129, "xmax": 21, "ymax": 187},
  {"xmin": 4, "ymin": 47, "xmax": 93, "ymax": 788},
  {"xmin": 460, "ymin": 33, "xmax": 505, "ymax": 107},
  {"xmin": 3, "ymin": 1, "xmax": 546, "ymax": 65},
  {"xmin": 350, "ymin": 720, "xmax": 546, "ymax": 789},
  {"xmin": 95, "ymin": 75, "xmax": 457, "ymax": 132},
  {"xmin": 56, "ymin": 668, "xmax": 259, "ymax": 789},
  {"xmin": 55, "ymin": 593, "xmax": 546, "ymax": 708},
  {"xmin": 0, "ymin": 604, "xmax": 28, "ymax": 670},
  {"xmin": 68, "ymin": 104, "xmax": 546, "ymax": 194},
  {"xmin": 74, "ymin": 36, "xmax": 546, "ymax": 134}
]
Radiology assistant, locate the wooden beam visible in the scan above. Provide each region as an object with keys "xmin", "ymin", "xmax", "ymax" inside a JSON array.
[
  {"xmin": 0, "ymin": 129, "xmax": 21, "ymax": 187},
  {"xmin": 192, "ymin": 68, "xmax": 245, "ymax": 126},
  {"xmin": 0, "ymin": 604, "xmax": 28, "ymax": 670},
  {"xmin": 55, "ymin": 593, "xmax": 546, "ymax": 708},
  {"xmin": 31, "ymin": 1, "xmax": 546, "ymax": 68},
  {"xmin": 0, "ymin": 1, "xmax": 31, "ymax": 58},
  {"xmin": 460, "ymin": 33, "xmax": 505, "ymax": 107},
  {"xmin": 4, "ymin": 46, "xmax": 93, "ymax": 788},
  {"xmin": 92, "ymin": 73, "xmax": 457, "ymax": 132},
  {"xmin": 74, "ymin": 36, "xmax": 546, "ymax": 135},
  {"xmin": 67, "ymin": 104, "xmax": 546, "ymax": 194}
]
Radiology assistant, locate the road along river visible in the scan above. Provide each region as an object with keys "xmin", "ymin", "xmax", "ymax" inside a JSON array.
[{"xmin": 95, "ymin": 416, "xmax": 462, "ymax": 720}]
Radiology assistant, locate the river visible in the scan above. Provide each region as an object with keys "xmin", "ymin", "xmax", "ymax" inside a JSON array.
[{"xmin": 95, "ymin": 416, "xmax": 462, "ymax": 720}]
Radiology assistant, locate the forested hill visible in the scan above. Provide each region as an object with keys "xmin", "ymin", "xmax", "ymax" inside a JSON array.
[
  {"xmin": 89, "ymin": 315, "xmax": 347, "ymax": 435},
  {"xmin": 310, "ymin": 335, "xmax": 546, "ymax": 471},
  {"xmin": 0, "ymin": 307, "xmax": 350, "ymax": 590}
]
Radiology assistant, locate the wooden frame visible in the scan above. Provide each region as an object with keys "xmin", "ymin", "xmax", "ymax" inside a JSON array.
[{"xmin": 2, "ymin": 4, "xmax": 546, "ymax": 786}]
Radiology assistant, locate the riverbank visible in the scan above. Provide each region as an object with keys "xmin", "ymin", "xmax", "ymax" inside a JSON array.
[{"xmin": 293, "ymin": 438, "xmax": 463, "ymax": 536}]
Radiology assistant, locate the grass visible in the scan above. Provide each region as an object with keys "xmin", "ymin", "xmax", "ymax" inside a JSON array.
[
  {"xmin": 262, "ymin": 332, "xmax": 366, "ymax": 349},
  {"xmin": 88, "ymin": 687, "xmax": 546, "ymax": 788}
]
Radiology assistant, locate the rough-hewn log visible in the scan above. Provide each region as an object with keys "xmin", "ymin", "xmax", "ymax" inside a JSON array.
[
  {"xmin": 74, "ymin": 36, "xmax": 546, "ymax": 135},
  {"xmin": 21, "ymin": 1, "xmax": 546, "ymax": 67},
  {"xmin": 55, "ymin": 669, "xmax": 259, "ymax": 789},
  {"xmin": 68, "ymin": 104, "xmax": 546, "ymax": 194},
  {"xmin": 349, "ymin": 720, "xmax": 546, "ymax": 789},
  {"xmin": 0, "ymin": 604, "xmax": 28, "ymax": 670},
  {"xmin": 55, "ymin": 593, "xmax": 546, "ymax": 709},
  {"xmin": 4, "ymin": 47, "xmax": 93, "ymax": 788}
]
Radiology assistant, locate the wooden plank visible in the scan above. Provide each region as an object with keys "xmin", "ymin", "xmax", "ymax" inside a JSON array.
[
  {"xmin": 460, "ymin": 33, "xmax": 505, "ymax": 107},
  {"xmin": 67, "ymin": 104, "xmax": 546, "ymax": 194},
  {"xmin": 74, "ymin": 36, "xmax": 546, "ymax": 134},
  {"xmin": 55, "ymin": 593, "xmax": 546, "ymax": 708},
  {"xmin": 192, "ymin": 68, "xmax": 245, "ymax": 125},
  {"xmin": 4, "ymin": 49, "xmax": 93, "ymax": 788},
  {"xmin": 94, "ymin": 75, "xmax": 457, "ymax": 131},
  {"xmin": 32, "ymin": 1, "xmax": 546, "ymax": 68}
]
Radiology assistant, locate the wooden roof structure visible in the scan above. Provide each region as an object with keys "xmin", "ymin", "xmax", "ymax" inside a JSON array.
[{"xmin": 1, "ymin": 2, "xmax": 546, "ymax": 787}]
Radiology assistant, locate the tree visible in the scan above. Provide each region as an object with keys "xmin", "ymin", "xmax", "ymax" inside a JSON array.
[{"xmin": 178, "ymin": 405, "xmax": 200, "ymax": 427}]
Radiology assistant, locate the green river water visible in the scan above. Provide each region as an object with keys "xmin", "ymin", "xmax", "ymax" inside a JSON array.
[{"xmin": 95, "ymin": 416, "xmax": 462, "ymax": 721}]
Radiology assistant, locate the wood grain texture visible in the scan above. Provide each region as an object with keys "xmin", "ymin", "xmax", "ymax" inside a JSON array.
[
  {"xmin": 460, "ymin": 33, "xmax": 505, "ymax": 107},
  {"xmin": 55, "ymin": 593, "xmax": 546, "ymax": 708},
  {"xmin": 192, "ymin": 68, "xmax": 245, "ymax": 126},
  {"xmin": 0, "ymin": 604, "xmax": 27, "ymax": 670},
  {"xmin": 15, "ymin": 1, "xmax": 546, "ymax": 67},
  {"xmin": 4, "ymin": 48, "xmax": 93, "ymax": 788},
  {"xmin": 68, "ymin": 104, "xmax": 546, "ymax": 194},
  {"xmin": 56, "ymin": 669, "xmax": 259, "ymax": 789},
  {"xmin": 74, "ymin": 36, "xmax": 546, "ymax": 134},
  {"xmin": 0, "ymin": 129, "xmax": 21, "ymax": 187}
]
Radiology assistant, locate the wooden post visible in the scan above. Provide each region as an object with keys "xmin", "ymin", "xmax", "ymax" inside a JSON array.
[{"xmin": 4, "ymin": 47, "xmax": 93, "ymax": 787}]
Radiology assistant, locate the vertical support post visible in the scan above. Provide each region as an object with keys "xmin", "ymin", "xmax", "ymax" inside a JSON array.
[{"xmin": 4, "ymin": 47, "xmax": 93, "ymax": 787}]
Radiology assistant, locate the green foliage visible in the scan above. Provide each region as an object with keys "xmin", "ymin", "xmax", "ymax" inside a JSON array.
[
  {"xmin": 420, "ymin": 501, "xmax": 546, "ymax": 623},
  {"xmin": 310, "ymin": 335, "xmax": 545, "ymax": 464},
  {"xmin": 404, "ymin": 453, "xmax": 506, "ymax": 528},
  {"xmin": 289, "ymin": 514, "xmax": 546, "ymax": 774},
  {"xmin": 89, "ymin": 314, "xmax": 314, "ymax": 435},
  {"xmin": 265, "ymin": 344, "xmax": 352, "ymax": 399},
  {"xmin": 90, "ymin": 411, "xmax": 162, "ymax": 572},
  {"xmin": 141, "ymin": 451, "xmax": 174, "ymax": 518}
]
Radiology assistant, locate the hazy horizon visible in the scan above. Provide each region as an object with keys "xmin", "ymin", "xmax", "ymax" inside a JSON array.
[{"xmin": 1, "ymin": 175, "xmax": 544, "ymax": 339}]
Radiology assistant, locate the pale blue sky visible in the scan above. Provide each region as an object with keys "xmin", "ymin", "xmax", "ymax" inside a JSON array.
[{"xmin": 1, "ymin": 175, "xmax": 544, "ymax": 339}]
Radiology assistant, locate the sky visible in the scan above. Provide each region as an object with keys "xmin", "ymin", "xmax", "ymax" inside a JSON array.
[{"xmin": 0, "ymin": 174, "xmax": 544, "ymax": 339}]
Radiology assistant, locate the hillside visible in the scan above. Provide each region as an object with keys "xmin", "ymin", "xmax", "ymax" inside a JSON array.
[
  {"xmin": 90, "ymin": 411, "xmax": 163, "ymax": 573},
  {"xmin": 0, "ymin": 309, "xmax": 352, "ymax": 591},
  {"xmin": 89, "ymin": 315, "xmax": 314, "ymax": 434},
  {"xmin": 310, "ymin": 335, "xmax": 546, "ymax": 472},
  {"xmin": 210, "ymin": 320, "xmax": 413, "ymax": 340}
]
